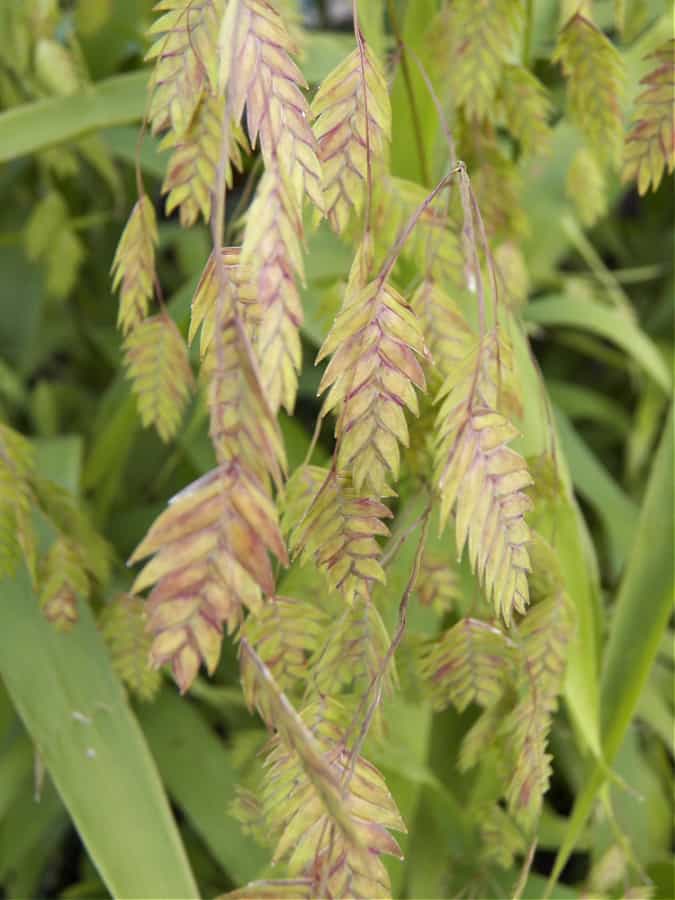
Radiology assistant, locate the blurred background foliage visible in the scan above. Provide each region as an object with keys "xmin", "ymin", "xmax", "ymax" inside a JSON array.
[{"xmin": 0, "ymin": 0, "xmax": 672, "ymax": 898}]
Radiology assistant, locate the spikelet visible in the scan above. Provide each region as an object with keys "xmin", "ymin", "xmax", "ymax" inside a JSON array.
[
  {"xmin": 242, "ymin": 167, "xmax": 305, "ymax": 414},
  {"xmin": 129, "ymin": 462, "xmax": 288, "ymax": 692},
  {"xmin": 494, "ymin": 242, "xmax": 529, "ymax": 310},
  {"xmin": 146, "ymin": 0, "xmax": 221, "ymax": 138},
  {"xmin": 188, "ymin": 247, "xmax": 260, "ymax": 359},
  {"xmin": 39, "ymin": 537, "xmax": 89, "ymax": 631},
  {"xmin": 0, "ymin": 424, "xmax": 36, "ymax": 581},
  {"xmin": 310, "ymin": 595, "xmax": 396, "ymax": 702},
  {"xmin": 500, "ymin": 65, "xmax": 553, "ymax": 158},
  {"xmin": 419, "ymin": 618, "xmax": 516, "ymax": 712},
  {"xmin": 415, "ymin": 548, "xmax": 462, "ymax": 613},
  {"xmin": 31, "ymin": 475, "xmax": 111, "ymax": 586},
  {"xmin": 554, "ymin": 14, "xmax": 625, "ymax": 168},
  {"xmin": 111, "ymin": 195, "xmax": 159, "ymax": 335},
  {"xmin": 287, "ymin": 465, "xmax": 392, "ymax": 605},
  {"xmin": 503, "ymin": 592, "xmax": 574, "ymax": 824},
  {"xmin": 567, "ymin": 146, "xmax": 607, "ymax": 226},
  {"xmin": 480, "ymin": 804, "xmax": 527, "ymax": 869},
  {"xmin": 219, "ymin": 0, "xmax": 323, "ymax": 209},
  {"xmin": 24, "ymin": 190, "xmax": 84, "ymax": 299},
  {"xmin": 124, "ymin": 313, "xmax": 194, "ymax": 443},
  {"xmin": 239, "ymin": 645, "xmax": 405, "ymax": 898},
  {"xmin": 242, "ymin": 595, "xmax": 327, "ymax": 693},
  {"xmin": 434, "ymin": 0, "xmax": 523, "ymax": 122},
  {"xmin": 411, "ymin": 280, "xmax": 473, "ymax": 389},
  {"xmin": 317, "ymin": 278, "xmax": 428, "ymax": 495},
  {"xmin": 100, "ymin": 593, "xmax": 161, "ymax": 701},
  {"xmin": 374, "ymin": 177, "xmax": 464, "ymax": 286},
  {"xmin": 434, "ymin": 336, "xmax": 533, "ymax": 626},
  {"xmin": 471, "ymin": 146, "xmax": 527, "ymax": 239},
  {"xmin": 189, "ymin": 249, "xmax": 285, "ymax": 479},
  {"xmin": 623, "ymin": 40, "xmax": 675, "ymax": 195},
  {"xmin": 459, "ymin": 694, "xmax": 510, "ymax": 773},
  {"xmin": 161, "ymin": 96, "xmax": 249, "ymax": 228},
  {"xmin": 312, "ymin": 40, "xmax": 391, "ymax": 233}
]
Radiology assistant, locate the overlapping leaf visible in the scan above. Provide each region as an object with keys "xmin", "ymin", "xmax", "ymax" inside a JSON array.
[{"xmin": 129, "ymin": 462, "xmax": 287, "ymax": 692}]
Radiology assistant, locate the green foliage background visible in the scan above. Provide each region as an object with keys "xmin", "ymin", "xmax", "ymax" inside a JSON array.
[{"xmin": 0, "ymin": 0, "xmax": 672, "ymax": 898}]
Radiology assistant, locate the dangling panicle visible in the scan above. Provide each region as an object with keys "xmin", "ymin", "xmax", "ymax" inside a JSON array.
[{"xmin": 102, "ymin": 0, "xmax": 603, "ymax": 890}]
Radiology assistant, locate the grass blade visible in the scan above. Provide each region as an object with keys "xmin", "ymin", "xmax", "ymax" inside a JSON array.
[
  {"xmin": 526, "ymin": 295, "xmax": 671, "ymax": 392},
  {"xmin": 545, "ymin": 405, "xmax": 674, "ymax": 895},
  {"xmin": 139, "ymin": 688, "xmax": 268, "ymax": 887},
  {"xmin": 0, "ymin": 565, "xmax": 199, "ymax": 899},
  {"xmin": 0, "ymin": 72, "xmax": 148, "ymax": 164}
]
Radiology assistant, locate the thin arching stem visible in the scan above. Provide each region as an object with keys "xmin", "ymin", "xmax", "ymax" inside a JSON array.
[
  {"xmin": 386, "ymin": 0, "xmax": 431, "ymax": 186},
  {"xmin": 352, "ymin": 0, "xmax": 374, "ymax": 239},
  {"xmin": 343, "ymin": 502, "xmax": 432, "ymax": 789}
]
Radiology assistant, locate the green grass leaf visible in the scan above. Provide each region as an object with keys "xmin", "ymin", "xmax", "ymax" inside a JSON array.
[
  {"xmin": 526, "ymin": 295, "xmax": 671, "ymax": 392},
  {"xmin": 0, "ymin": 566, "xmax": 199, "ymax": 899},
  {"xmin": 139, "ymin": 688, "xmax": 268, "ymax": 887},
  {"xmin": 546, "ymin": 405, "xmax": 674, "ymax": 896},
  {"xmin": 0, "ymin": 72, "xmax": 148, "ymax": 164}
]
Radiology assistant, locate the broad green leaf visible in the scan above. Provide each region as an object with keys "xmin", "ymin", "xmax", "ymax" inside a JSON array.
[
  {"xmin": 546, "ymin": 406, "xmax": 674, "ymax": 895},
  {"xmin": 0, "ymin": 72, "xmax": 149, "ymax": 164},
  {"xmin": 139, "ymin": 688, "xmax": 268, "ymax": 887},
  {"xmin": 546, "ymin": 379, "xmax": 631, "ymax": 436},
  {"xmin": 600, "ymin": 406, "xmax": 674, "ymax": 752},
  {"xmin": 554, "ymin": 407, "xmax": 638, "ymax": 576},
  {"xmin": 0, "ymin": 566, "xmax": 199, "ymax": 899},
  {"xmin": 0, "ymin": 775, "xmax": 67, "ymax": 898},
  {"xmin": 526, "ymin": 295, "xmax": 671, "ymax": 392}
]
